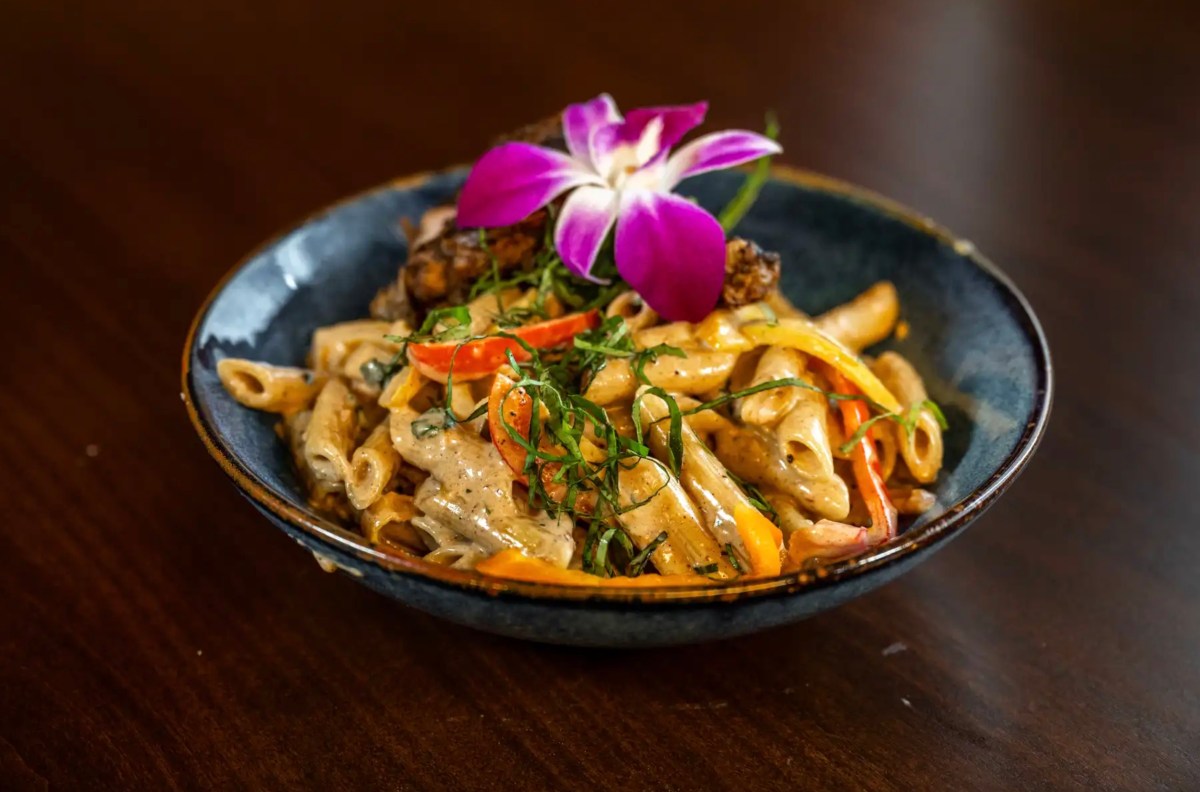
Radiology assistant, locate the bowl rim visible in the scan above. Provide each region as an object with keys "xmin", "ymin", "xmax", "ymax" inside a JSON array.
[{"xmin": 182, "ymin": 164, "xmax": 1054, "ymax": 605}]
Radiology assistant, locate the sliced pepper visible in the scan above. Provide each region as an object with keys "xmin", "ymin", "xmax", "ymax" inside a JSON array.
[
  {"xmin": 476, "ymin": 549, "xmax": 714, "ymax": 587},
  {"xmin": 824, "ymin": 366, "xmax": 899, "ymax": 542},
  {"xmin": 486, "ymin": 373, "xmax": 596, "ymax": 513},
  {"xmin": 740, "ymin": 317, "xmax": 902, "ymax": 412},
  {"xmin": 408, "ymin": 309, "xmax": 601, "ymax": 381},
  {"xmin": 733, "ymin": 502, "xmax": 784, "ymax": 577}
]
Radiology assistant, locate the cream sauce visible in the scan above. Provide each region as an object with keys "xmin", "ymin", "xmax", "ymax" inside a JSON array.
[{"xmin": 389, "ymin": 408, "xmax": 574, "ymax": 567}]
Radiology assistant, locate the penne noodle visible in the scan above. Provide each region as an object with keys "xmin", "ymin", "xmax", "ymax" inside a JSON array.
[
  {"xmin": 309, "ymin": 320, "xmax": 396, "ymax": 373},
  {"xmin": 693, "ymin": 309, "xmax": 755, "ymax": 353},
  {"xmin": 605, "ymin": 291, "xmax": 658, "ymax": 331},
  {"xmin": 616, "ymin": 459, "xmax": 735, "ymax": 578},
  {"xmin": 217, "ymin": 359, "xmax": 326, "ymax": 413},
  {"xmin": 775, "ymin": 386, "xmax": 838, "ymax": 482},
  {"xmin": 740, "ymin": 347, "xmax": 807, "ymax": 426},
  {"xmin": 672, "ymin": 395, "xmax": 734, "ymax": 436},
  {"xmin": 761, "ymin": 490, "xmax": 812, "ymax": 543},
  {"xmin": 465, "ymin": 288, "xmax": 523, "ymax": 334},
  {"xmin": 714, "ymin": 423, "xmax": 850, "ymax": 521},
  {"xmin": 633, "ymin": 321, "xmax": 696, "ymax": 349},
  {"xmin": 872, "ymin": 352, "xmax": 944, "ymax": 483},
  {"xmin": 347, "ymin": 422, "xmax": 402, "ymax": 510},
  {"xmin": 814, "ymin": 282, "xmax": 900, "ymax": 352},
  {"xmin": 762, "ymin": 289, "xmax": 808, "ymax": 320},
  {"xmin": 584, "ymin": 350, "xmax": 737, "ymax": 405},
  {"xmin": 887, "ymin": 486, "xmax": 937, "ymax": 515},
  {"xmin": 304, "ymin": 378, "xmax": 359, "ymax": 486},
  {"xmin": 637, "ymin": 390, "xmax": 752, "ymax": 565},
  {"xmin": 872, "ymin": 421, "xmax": 899, "ymax": 483},
  {"xmin": 359, "ymin": 492, "xmax": 424, "ymax": 550}
]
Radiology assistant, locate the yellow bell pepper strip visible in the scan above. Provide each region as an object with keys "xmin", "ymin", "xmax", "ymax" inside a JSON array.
[
  {"xmin": 408, "ymin": 309, "xmax": 601, "ymax": 381},
  {"xmin": 733, "ymin": 502, "xmax": 784, "ymax": 577},
  {"xmin": 823, "ymin": 366, "xmax": 899, "ymax": 541},
  {"xmin": 476, "ymin": 549, "xmax": 714, "ymax": 586},
  {"xmin": 739, "ymin": 317, "xmax": 902, "ymax": 413}
]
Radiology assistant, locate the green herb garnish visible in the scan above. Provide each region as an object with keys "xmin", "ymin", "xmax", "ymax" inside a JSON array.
[
  {"xmin": 717, "ymin": 112, "xmax": 780, "ymax": 233},
  {"xmin": 837, "ymin": 399, "xmax": 950, "ymax": 454},
  {"xmin": 724, "ymin": 543, "xmax": 745, "ymax": 574}
]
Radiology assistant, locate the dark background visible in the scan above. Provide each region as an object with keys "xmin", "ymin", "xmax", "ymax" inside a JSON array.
[{"xmin": 2, "ymin": 1, "xmax": 1198, "ymax": 789}]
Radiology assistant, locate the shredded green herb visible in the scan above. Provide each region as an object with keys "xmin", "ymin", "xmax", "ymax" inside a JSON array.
[
  {"xmin": 724, "ymin": 543, "xmax": 745, "ymax": 574},
  {"xmin": 717, "ymin": 112, "xmax": 781, "ymax": 233},
  {"xmin": 838, "ymin": 398, "xmax": 950, "ymax": 454},
  {"xmin": 693, "ymin": 562, "xmax": 720, "ymax": 575},
  {"xmin": 627, "ymin": 531, "xmax": 669, "ymax": 576},
  {"xmin": 725, "ymin": 468, "xmax": 778, "ymax": 522}
]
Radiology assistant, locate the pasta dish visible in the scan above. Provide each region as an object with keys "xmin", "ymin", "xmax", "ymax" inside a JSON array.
[{"xmin": 216, "ymin": 96, "xmax": 947, "ymax": 586}]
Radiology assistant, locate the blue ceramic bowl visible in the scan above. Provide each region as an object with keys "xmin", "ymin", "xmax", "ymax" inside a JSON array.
[{"xmin": 183, "ymin": 166, "xmax": 1052, "ymax": 647}]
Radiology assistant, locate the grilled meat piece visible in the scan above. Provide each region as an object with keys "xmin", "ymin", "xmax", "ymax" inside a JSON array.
[
  {"xmin": 720, "ymin": 237, "xmax": 781, "ymax": 307},
  {"xmin": 370, "ymin": 207, "xmax": 549, "ymax": 319},
  {"xmin": 492, "ymin": 112, "xmax": 566, "ymax": 152}
]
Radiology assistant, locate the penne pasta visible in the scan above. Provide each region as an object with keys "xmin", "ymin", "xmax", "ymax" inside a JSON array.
[
  {"xmin": 637, "ymin": 390, "xmax": 751, "ymax": 565},
  {"xmin": 714, "ymin": 423, "xmax": 850, "ymax": 521},
  {"xmin": 775, "ymin": 385, "xmax": 838, "ymax": 482},
  {"xmin": 304, "ymin": 378, "xmax": 360, "ymax": 486},
  {"xmin": 616, "ymin": 458, "xmax": 735, "ymax": 578},
  {"xmin": 584, "ymin": 350, "xmax": 737, "ymax": 405},
  {"xmin": 216, "ymin": 359, "xmax": 326, "ymax": 413},
  {"xmin": 605, "ymin": 291, "xmax": 658, "ymax": 331},
  {"xmin": 310, "ymin": 320, "xmax": 397, "ymax": 373},
  {"xmin": 633, "ymin": 321, "xmax": 696, "ymax": 349},
  {"xmin": 347, "ymin": 421, "xmax": 402, "ymax": 510},
  {"xmin": 762, "ymin": 289, "xmax": 808, "ymax": 320},
  {"xmin": 814, "ymin": 282, "xmax": 900, "ymax": 352},
  {"xmin": 872, "ymin": 352, "xmax": 944, "ymax": 483},
  {"xmin": 359, "ymin": 491, "xmax": 424, "ymax": 550},
  {"xmin": 887, "ymin": 486, "xmax": 937, "ymax": 515},
  {"xmin": 740, "ymin": 347, "xmax": 807, "ymax": 426}
]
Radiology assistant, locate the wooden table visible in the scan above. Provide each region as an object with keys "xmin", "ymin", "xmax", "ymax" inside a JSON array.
[{"xmin": 3, "ymin": 1, "xmax": 1197, "ymax": 788}]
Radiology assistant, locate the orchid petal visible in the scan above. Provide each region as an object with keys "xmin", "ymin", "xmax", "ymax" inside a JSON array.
[
  {"xmin": 664, "ymin": 130, "xmax": 782, "ymax": 188},
  {"xmin": 562, "ymin": 94, "xmax": 621, "ymax": 168},
  {"xmin": 614, "ymin": 191, "xmax": 726, "ymax": 322},
  {"xmin": 623, "ymin": 101, "xmax": 708, "ymax": 159},
  {"xmin": 591, "ymin": 101, "xmax": 708, "ymax": 176},
  {"xmin": 554, "ymin": 185, "xmax": 619, "ymax": 282},
  {"xmin": 457, "ymin": 143, "xmax": 601, "ymax": 227}
]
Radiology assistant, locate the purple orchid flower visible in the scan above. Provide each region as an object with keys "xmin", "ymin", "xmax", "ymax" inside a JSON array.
[{"xmin": 456, "ymin": 95, "xmax": 782, "ymax": 322}]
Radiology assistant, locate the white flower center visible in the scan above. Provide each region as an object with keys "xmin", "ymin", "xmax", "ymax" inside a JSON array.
[{"xmin": 605, "ymin": 117, "xmax": 664, "ymax": 189}]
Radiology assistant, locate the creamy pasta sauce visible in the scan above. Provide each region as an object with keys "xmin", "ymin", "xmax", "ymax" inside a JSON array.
[{"xmin": 389, "ymin": 408, "xmax": 574, "ymax": 567}]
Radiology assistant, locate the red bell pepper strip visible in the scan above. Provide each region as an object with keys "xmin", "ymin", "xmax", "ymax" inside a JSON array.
[
  {"xmin": 824, "ymin": 365, "xmax": 899, "ymax": 541},
  {"xmin": 487, "ymin": 373, "xmax": 596, "ymax": 514},
  {"xmin": 487, "ymin": 372, "xmax": 535, "ymax": 480},
  {"xmin": 408, "ymin": 310, "xmax": 601, "ymax": 381}
]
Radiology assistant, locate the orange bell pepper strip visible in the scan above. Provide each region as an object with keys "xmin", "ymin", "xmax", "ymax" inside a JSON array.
[
  {"xmin": 733, "ymin": 502, "xmax": 784, "ymax": 577},
  {"xmin": 476, "ymin": 549, "xmax": 714, "ymax": 587},
  {"xmin": 824, "ymin": 365, "xmax": 899, "ymax": 541},
  {"xmin": 408, "ymin": 309, "xmax": 601, "ymax": 381}
]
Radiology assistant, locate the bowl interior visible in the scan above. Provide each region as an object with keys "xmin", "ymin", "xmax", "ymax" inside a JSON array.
[{"xmin": 188, "ymin": 168, "xmax": 1048, "ymax": 592}]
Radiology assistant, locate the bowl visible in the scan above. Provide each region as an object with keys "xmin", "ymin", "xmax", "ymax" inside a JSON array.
[{"xmin": 183, "ymin": 166, "xmax": 1052, "ymax": 647}]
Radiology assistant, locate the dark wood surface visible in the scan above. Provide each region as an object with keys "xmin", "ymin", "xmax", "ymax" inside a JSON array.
[{"xmin": 2, "ymin": 1, "xmax": 1198, "ymax": 789}]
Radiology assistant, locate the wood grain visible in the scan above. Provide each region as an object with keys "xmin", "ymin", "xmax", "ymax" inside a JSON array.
[{"xmin": 2, "ymin": 1, "xmax": 1198, "ymax": 789}]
